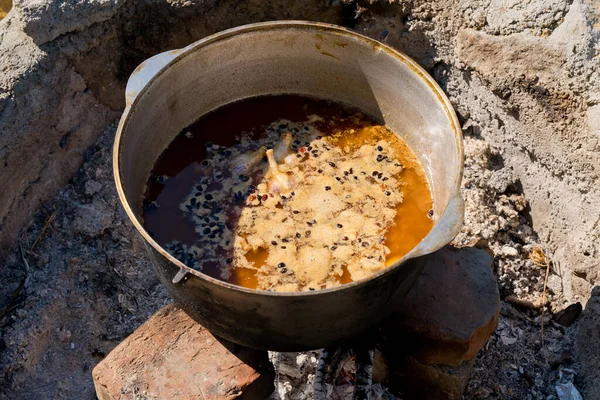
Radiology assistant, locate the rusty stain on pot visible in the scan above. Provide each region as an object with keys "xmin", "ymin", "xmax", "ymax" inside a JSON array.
[
  {"xmin": 314, "ymin": 32, "xmax": 348, "ymax": 59},
  {"xmin": 320, "ymin": 51, "xmax": 339, "ymax": 59}
]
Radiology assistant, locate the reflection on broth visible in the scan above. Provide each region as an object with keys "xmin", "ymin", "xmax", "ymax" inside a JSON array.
[{"xmin": 143, "ymin": 95, "xmax": 433, "ymax": 291}]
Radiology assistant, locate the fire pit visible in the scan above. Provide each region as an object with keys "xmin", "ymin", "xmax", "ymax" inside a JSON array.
[{"xmin": 113, "ymin": 21, "xmax": 463, "ymax": 351}]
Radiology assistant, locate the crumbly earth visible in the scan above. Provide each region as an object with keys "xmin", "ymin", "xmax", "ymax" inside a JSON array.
[{"xmin": 164, "ymin": 120, "xmax": 407, "ymax": 291}]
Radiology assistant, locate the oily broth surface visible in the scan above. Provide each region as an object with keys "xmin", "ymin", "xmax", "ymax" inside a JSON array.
[{"xmin": 143, "ymin": 95, "xmax": 433, "ymax": 290}]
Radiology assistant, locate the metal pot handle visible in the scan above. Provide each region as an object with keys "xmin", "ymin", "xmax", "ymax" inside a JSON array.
[
  {"xmin": 125, "ymin": 48, "xmax": 185, "ymax": 107},
  {"xmin": 407, "ymin": 191, "xmax": 465, "ymax": 258}
]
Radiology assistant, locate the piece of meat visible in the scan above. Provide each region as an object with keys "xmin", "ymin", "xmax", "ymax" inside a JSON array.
[
  {"xmin": 229, "ymin": 146, "xmax": 266, "ymax": 174},
  {"xmin": 266, "ymin": 149, "xmax": 296, "ymax": 194}
]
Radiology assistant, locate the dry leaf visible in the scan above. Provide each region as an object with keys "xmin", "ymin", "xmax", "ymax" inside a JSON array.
[{"xmin": 529, "ymin": 246, "xmax": 550, "ymax": 267}]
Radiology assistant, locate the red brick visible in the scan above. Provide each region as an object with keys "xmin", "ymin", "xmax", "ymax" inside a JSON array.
[
  {"xmin": 92, "ymin": 304, "xmax": 274, "ymax": 399},
  {"xmin": 379, "ymin": 245, "xmax": 500, "ymax": 367}
]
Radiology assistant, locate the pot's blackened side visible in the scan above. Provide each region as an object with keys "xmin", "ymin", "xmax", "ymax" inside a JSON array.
[{"xmin": 146, "ymin": 241, "xmax": 425, "ymax": 351}]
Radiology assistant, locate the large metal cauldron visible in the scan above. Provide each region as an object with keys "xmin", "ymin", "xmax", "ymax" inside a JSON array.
[{"xmin": 113, "ymin": 21, "xmax": 464, "ymax": 351}]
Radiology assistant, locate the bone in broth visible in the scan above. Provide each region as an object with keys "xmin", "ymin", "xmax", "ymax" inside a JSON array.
[{"xmin": 143, "ymin": 95, "xmax": 434, "ymax": 291}]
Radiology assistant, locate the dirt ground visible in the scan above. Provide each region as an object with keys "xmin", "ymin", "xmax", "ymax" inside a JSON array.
[{"xmin": 0, "ymin": 125, "xmax": 170, "ymax": 399}]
